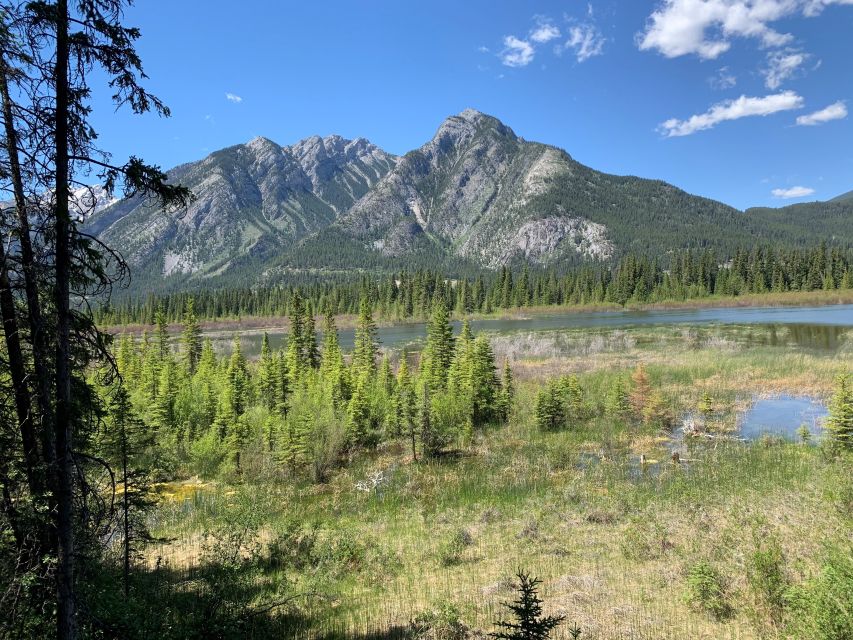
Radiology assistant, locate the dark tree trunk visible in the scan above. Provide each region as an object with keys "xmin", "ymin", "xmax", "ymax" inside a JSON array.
[
  {"xmin": 122, "ymin": 444, "xmax": 130, "ymax": 599},
  {"xmin": 0, "ymin": 247, "xmax": 39, "ymax": 491},
  {"xmin": 0, "ymin": 58, "xmax": 55, "ymax": 468},
  {"xmin": 53, "ymin": 0, "xmax": 76, "ymax": 637}
]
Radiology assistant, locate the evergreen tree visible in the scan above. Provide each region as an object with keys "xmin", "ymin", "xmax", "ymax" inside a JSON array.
[
  {"xmin": 605, "ymin": 378, "xmax": 631, "ymax": 421},
  {"xmin": 287, "ymin": 290, "xmax": 308, "ymax": 382},
  {"xmin": 558, "ymin": 375, "xmax": 585, "ymax": 423},
  {"xmin": 227, "ymin": 337, "xmax": 249, "ymax": 417},
  {"xmin": 826, "ymin": 374, "xmax": 853, "ymax": 451},
  {"xmin": 352, "ymin": 297, "xmax": 379, "ymax": 378},
  {"xmin": 155, "ymin": 303, "xmax": 170, "ymax": 362},
  {"xmin": 302, "ymin": 308, "xmax": 320, "ymax": 369},
  {"xmin": 151, "ymin": 360, "xmax": 177, "ymax": 438},
  {"xmin": 396, "ymin": 359, "xmax": 418, "ymax": 460},
  {"xmin": 347, "ymin": 373, "xmax": 372, "ymax": 447},
  {"xmin": 101, "ymin": 385, "xmax": 154, "ymax": 598},
  {"xmin": 181, "ymin": 297, "xmax": 202, "ymax": 374},
  {"xmin": 274, "ymin": 349, "xmax": 291, "ymax": 417},
  {"xmin": 535, "ymin": 382, "xmax": 565, "ymax": 432},
  {"xmin": 421, "ymin": 297, "xmax": 455, "ymax": 392},
  {"xmin": 469, "ymin": 336, "xmax": 501, "ymax": 426},
  {"xmin": 491, "ymin": 571, "xmax": 566, "ymax": 640},
  {"xmin": 257, "ymin": 333, "xmax": 277, "ymax": 410},
  {"xmin": 498, "ymin": 358, "xmax": 515, "ymax": 421},
  {"xmin": 379, "ymin": 354, "xmax": 395, "ymax": 395}
]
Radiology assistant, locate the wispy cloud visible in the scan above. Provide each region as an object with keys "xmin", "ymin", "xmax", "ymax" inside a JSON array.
[
  {"xmin": 225, "ymin": 92, "xmax": 243, "ymax": 103},
  {"xmin": 796, "ymin": 101, "xmax": 848, "ymax": 125},
  {"xmin": 530, "ymin": 21, "xmax": 561, "ymax": 44},
  {"xmin": 708, "ymin": 66, "xmax": 737, "ymax": 90},
  {"xmin": 763, "ymin": 49, "xmax": 809, "ymax": 89},
  {"xmin": 560, "ymin": 23, "xmax": 606, "ymax": 62},
  {"xmin": 500, "ymin": 36, "xmax": 535, "ymax": 67},
  {"xmin": 772, "ymin": 185, "xmax": 815, "ymax": 198},
  {"xmin": 659, "ymin": 91, "xmax": 804, "ymax": 137},
  {"xmin": 498, "ymin": 10, "xmax": 604, "ymax": 68},
  {"xmin": 803, "ymin": 0, "xmax": 853, "ymax": 17}
]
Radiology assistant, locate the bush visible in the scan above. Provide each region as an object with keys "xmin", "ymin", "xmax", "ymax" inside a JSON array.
[
  {"xmin": 188, "ymin": 429, "xmax": 226, "ymax": 478},
  {"xmin": 786, "ymin": 545, "xmax": 853, "ymax": 640},
  {"xmin": 535, "ymin": 382, "xmax": 565, "ymax": 432},
  {"xmin": 684, "ymin": 561, "xmax": 733, "ymax": 621},
  {"xmin": 438, "ymin": 529, "xmax": 473, "ymax": 566},
  {"xmin": 747, "ymin": 532, "xmax": 788, "ymax": 626},
  {"xmin": 412, "ymin": 601, "xmax": 469, "ymax": 640}
]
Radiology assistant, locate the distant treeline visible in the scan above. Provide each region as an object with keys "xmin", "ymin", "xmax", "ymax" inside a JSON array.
[{"xmin": 97, "ymin": 244, "xmax": 853, "ymax": 325}]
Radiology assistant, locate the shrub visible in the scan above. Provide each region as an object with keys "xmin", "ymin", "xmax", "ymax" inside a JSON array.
[
  {"xmin": 535, "ymin": 382, "xmax": 565, "ymax": 432},
  {"xmin": 438, "ymin": 529, "xmax": 473, "ymax": 566},
  {"xmin": 188, "ymin": 429, "xmax": 226, "ymax": 478},
  {"xmin": 412, "ymin": 601, "xmax": 469, "ymax": 640},
  {"xmin": 684, "ymin": 561, "xmax": 733, "ymax": 621},
  {"xmin": 786, "ymin": 545, "xmax": 853, "ymax": 640},
  {"xmin": 747, "ymin": 532, "xmax": 788, "ymax": 626}
]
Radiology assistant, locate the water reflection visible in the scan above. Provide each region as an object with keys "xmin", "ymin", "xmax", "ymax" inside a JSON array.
[
  {"xmin": 738, "ymin": 395, "xmax": 828, "ymax": 441},
  {"xmin": 201, "ymin": 304, "xmax": 853, "ymax": 358}
]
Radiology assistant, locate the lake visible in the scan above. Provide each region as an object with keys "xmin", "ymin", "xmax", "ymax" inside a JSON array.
[{"xmin": 203, "ymin": 303, "xmax": 853, "ymax": 358}]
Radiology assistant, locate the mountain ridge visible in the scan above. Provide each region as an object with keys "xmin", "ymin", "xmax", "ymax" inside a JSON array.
[{"xmin": 87, "ymin": 109, "xmax": 853, "ymax": 293}]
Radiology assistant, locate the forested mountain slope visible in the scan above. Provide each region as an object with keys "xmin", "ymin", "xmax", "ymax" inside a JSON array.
[{"xmin": 87, "ymin": 110, "xmax": 853, "ymax": 294}]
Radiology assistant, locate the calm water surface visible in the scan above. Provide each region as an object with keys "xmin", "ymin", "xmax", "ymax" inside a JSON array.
[
  {"xmin": 738, "ymin": 395, "xmax": 828, "ymax": 441},
  {"xmin": 205, "ymin": 303, "xmax": 853, "ymax": 357}
]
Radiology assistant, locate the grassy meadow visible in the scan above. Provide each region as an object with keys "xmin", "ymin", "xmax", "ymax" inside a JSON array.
[{"xmin": 119, "ymin": 322, "xmax": 853, "ymax": 639}]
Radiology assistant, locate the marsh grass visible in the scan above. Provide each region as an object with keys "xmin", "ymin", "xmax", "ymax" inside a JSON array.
[{"xmin": 139, "ymin": 324, "xmax": 851, "ymax": 639}]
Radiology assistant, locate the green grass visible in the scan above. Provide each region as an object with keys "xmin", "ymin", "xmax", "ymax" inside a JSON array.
[{"xmin": 133, "ymin": 324, "xmax": 851, "ymax": 639}]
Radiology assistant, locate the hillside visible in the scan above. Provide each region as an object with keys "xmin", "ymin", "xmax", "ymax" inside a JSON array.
[{"xmin": 87, "ymin": 110, "xmax": 853, "ymax": 294}]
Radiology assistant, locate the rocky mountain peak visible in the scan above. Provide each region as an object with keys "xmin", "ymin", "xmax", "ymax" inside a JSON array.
[
  {"xmin": 426, "ymin": 109, "xmax": 518, "ymax": 161},
  {"xmin": 245, "ymin": 135, "xmax": 281, "ymax": 152}
]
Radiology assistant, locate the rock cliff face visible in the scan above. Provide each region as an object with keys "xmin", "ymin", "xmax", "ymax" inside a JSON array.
[
  {"xmin": 87, "ymin": 134, "xmax": 396, "ymax": 283},
  {"xmin": 88, "ymin": 109, "xmax": 852, "ymax": 292}
]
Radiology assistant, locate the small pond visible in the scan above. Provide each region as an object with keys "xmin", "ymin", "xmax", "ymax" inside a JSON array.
[{"xmin": 737, "ymin": 395, "xmax": 828, "ymax": 441}]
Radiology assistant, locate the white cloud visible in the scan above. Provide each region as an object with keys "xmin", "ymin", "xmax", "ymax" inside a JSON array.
[
  {"xmin": 803, "ymin": 0, "xmax": 853, "ymax": 16},
  {"xmin": 478, "ymin": 45, "xmax": 490, "ymax": 53},
  {"xmin": 637, "ymin": 0, "xmax": 853, "ymax": 60},
  {"xmin": 560, "ymin": 23, "xmax": 606, "ymax": 62},
  {"xmin": 796, "ymin": 101, "xmax": 848, "ymax": 125},
  {"xmin": 659, "ymin": 90, "xmax": 804, "ymax": 136},
  {"xmin": 763, "ymin": 49, "xmax": 808, "ymax": 88},
  {"xmin": 708, "ymin": 66, "xmax": 737, "ymax": 89},
  {"xmin": 500, "ymin": 35, "xmax": 535, "ymax": 67},
  {"xmin": 530, "ymin": 22, "xmax": 561, "ymax": 43},
  {"xmin": 225, "ymin": 92, "xmax": 243, "ymax": 103},
  {"xmin": 638, "ymin": 0, "xmax": 801, "ymax": 59},
  {"xmin": 772, "ymin": 185, "xmax": 815, "ymax": 198}
]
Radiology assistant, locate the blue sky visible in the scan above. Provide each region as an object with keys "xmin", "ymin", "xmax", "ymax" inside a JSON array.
[{"xmin": 89, "ymin": 1, "xmax": 853, "ymax": 209}]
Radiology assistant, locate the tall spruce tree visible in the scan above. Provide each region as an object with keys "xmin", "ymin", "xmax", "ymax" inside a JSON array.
[
  {"xmin": 421, "ymin": 297, "xmax": 455, "ymax": 392},
  {"xmin": 352, "ymin": 297, "xmax": 379, "ymax": 378},
  {"xmin": 826, "ymin": 374, "xmax": 853, "ymax": 451},
  {"xmin": 182, "ymin": 298, "xmax": 203, "ymax": 374}
]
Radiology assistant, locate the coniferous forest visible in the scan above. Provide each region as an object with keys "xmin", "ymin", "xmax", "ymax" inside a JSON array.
[
  {"xmin": 0, "ymin": 3, "xmax": 852, "ymax": 640},
  {"xmin": 98, "ymin": 244, "xmax": 853, "ymax": 325}
]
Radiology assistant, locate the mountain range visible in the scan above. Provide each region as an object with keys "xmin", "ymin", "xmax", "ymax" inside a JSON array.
[{"xmin": 86, "ymin": 109, "xmax": 853, "ymax": 294}]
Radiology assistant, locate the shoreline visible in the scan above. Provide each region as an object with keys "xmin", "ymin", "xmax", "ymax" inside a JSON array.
[{"xmin": 103, "ymin": 288, "xmax": 853, "ymax": 336}]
